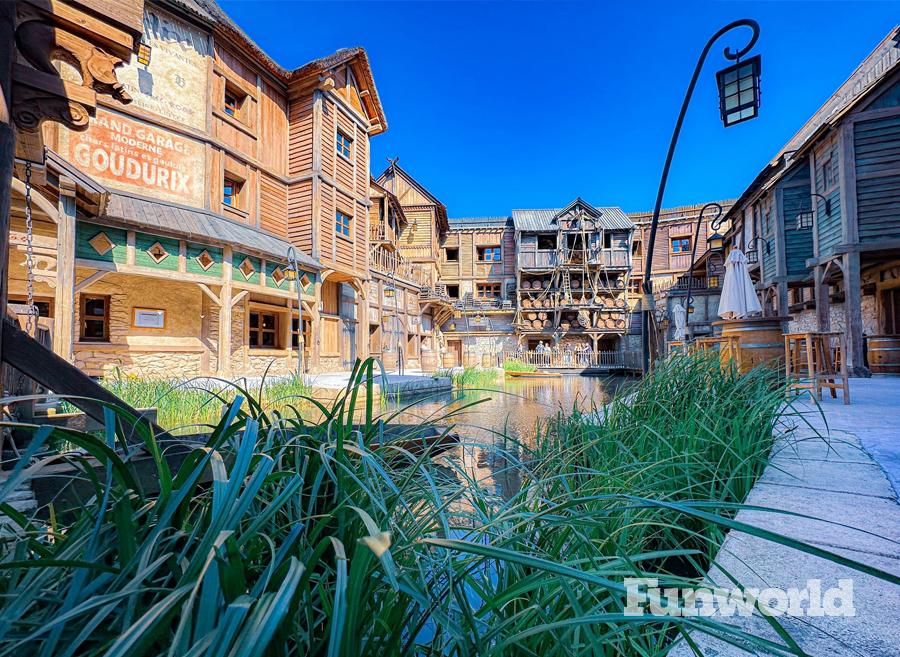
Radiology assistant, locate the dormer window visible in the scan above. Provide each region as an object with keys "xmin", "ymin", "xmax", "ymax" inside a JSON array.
[{"xmin": 336, "ymin": 131, "xmax": 353, "ymax": 159}]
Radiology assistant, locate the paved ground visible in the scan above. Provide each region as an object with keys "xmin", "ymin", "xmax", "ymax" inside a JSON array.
[{"xmin": 669, "ymin": 376, "xmax": 900, "ymax": 656}]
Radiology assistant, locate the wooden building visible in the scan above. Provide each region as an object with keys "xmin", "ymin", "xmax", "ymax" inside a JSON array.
[
  {"xmin": 627, "ymin": 202, "xmax": 734, "ymax": 343},
  {"xmin": 5, "ymin": 0, "xmax": 396, "ymax": 378},
  {"xmin": 722, "ymin": 27, "xmax": 900, "ymax": 375},
  {"xmin": 368, "ymin": 178, "xmax": 448, "ymax": 370},
  {"xmin": 512, "ymin": 200, "xmax": 634, "ymax": 353},
  {"xmin": 438, "ymin": 215, "xmax": 518, "ymax": 367}
]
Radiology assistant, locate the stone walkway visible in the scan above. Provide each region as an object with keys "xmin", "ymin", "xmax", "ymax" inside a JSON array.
[
  {"xmin": 670, "ymin": 376, "xmax": 900, "ymax": 656},
  {"xmin": 306, "ymin": 369, "xmax": 453, "ymax": 398}
]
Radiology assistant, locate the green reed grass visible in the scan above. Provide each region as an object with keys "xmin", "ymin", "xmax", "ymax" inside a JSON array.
[
  {"xmin": 502, "ymin": 359, "xmax": 537, "ymax": 373},
  {"xmin": 1, "ymin": 354, "xmax": 897, "ymax": 656},
  {"xmin": 435, "ymin": 365, "xmax": 501, "ymax": 389},
  {"xmin": 59, "ymin": 371, "xmax": 313, "ymax": 433}
]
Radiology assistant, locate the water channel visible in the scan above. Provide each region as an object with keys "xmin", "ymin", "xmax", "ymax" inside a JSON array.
[{"xmin": 380, "ymin": 373, "xmax": 634, "ymax": 498}]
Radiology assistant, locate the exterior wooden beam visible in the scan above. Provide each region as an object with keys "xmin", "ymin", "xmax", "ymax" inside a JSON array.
[
  {"xmin": 74, "ymin": 269, "xmax": 108, "ymax": 293},
  {"xmin": 842, "ymin": 251, "xmax": 867, "ymax": 375},
  {"xmin": 218, "ymin": 246, "xmax": 234, "ymax": 375},
  {"xmin": 54, "ymin": 192, "xmax": 77, "ymax": 361},
  {"xmin": 197, "ymin": 283, "xmax": 222, "ymax": 306}
]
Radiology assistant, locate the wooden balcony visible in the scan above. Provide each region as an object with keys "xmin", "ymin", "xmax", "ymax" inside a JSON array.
[
  {"xmin": 370, "ymin": 247, "xmax": 430, "ymax": 287},
  {"xmin": 397, "ymin": 245, "xmax": 434, "ymax": 261},
  {"xmin": 370, "ymin": 222, "xmax": 396, "ymax": 244},
  {"xmin": 518, "ymin": 250, "xmax": 631, "ymax": 269}
]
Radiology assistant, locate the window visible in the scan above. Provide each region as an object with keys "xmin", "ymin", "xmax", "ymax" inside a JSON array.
[
  {"xmin": 9, "ymin": 296, "xmax": 52, "ymax": 317},
  {"xmin": 335, "ymin": 210, "xmax": 352, "ymax": 238},
  {"xmin": 632, "ymin": 240, "xmax": 643, "ymax": 256},
  {"xmin": 670, "ymin": 237, "xmax": 691, "ymax": 254},
  {"xmin": 336, "ymin": 130, "xmax": 353, "ymax": 159},
  {"xmin": 477, "ymin": 246, "xmax": 501, "ymax": 262},
  {"xmin": 224, "ymin": 91, "xmax": 239, "ymax": 117},
  {"xmin": 249, "ymin": 311, "xmax": 279, "ymax": 349},
  {"xmin": 223, "ymin": 176, "xmax": 243, "ymax": 209},
  {"xmin": 537, "ymin": 235, "xmax": 556, "ymax": 250},
  {"xmin": 223, "ymin": 83, "xmax": 247, "ymax": 122},
  {"xmin": 80, "ymin": 295, "xmax": 110, "ymax": 342},
  {"xmin": 445, "ymin": 247, "xmax": 459, "ymax": 262},
  {"xmin": 447, "ymin": 284, "xmax": 459, "ymax": 299},
  {"xmin": 820, "ymin": 157, "xmax": 834, "ymax": 190},
  {"xmin": 477, "ymin": 283, "xmax": 501, "ymax": 298}
]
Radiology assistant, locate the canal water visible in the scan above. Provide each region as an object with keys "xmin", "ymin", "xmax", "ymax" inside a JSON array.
[{"xmin": 380, "ymin": 373, "xmax": 633, "ymax": 498}]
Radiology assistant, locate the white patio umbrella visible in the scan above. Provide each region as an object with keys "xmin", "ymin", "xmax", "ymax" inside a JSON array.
[
  {"xmin": 671, "ymin": 300, "xmax": 687, "ymax": 340},
  {"xmin": 717, "ymin": 249, "xmax": 762, "ymax": 319}
]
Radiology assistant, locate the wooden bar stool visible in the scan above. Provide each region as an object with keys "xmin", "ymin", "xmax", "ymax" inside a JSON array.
[
  {"xmin": 783, "ymin": 331, "xmax": 849, "ymax": 404},
  {"xmin": 693, "ymin": 336, "xmax": 742, "ymax": 367}
]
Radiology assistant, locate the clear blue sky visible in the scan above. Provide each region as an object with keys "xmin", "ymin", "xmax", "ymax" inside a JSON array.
[{"xmin": 219, "ymin": 0, "xmax": 898, "ymax": 216}]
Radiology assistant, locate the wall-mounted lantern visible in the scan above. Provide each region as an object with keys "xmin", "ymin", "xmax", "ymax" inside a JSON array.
[
  {"xmin": 717, "ymin": 54, "xmax": 761, "ymax": 127},
  {"xmin": 796, "ymin": 193, "xmax": 832, "ymax": 230},
  {"xmin": 707, "ymin": 231, "xmax": 725, "ymax": 252},
  {"xmin": 745, "ymin": 236, "xmax": 769, "ymax": 264}
]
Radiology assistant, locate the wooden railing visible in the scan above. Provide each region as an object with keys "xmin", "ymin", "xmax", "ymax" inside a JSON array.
[
  {"xmin": 519, "ymin": 250, "xmax": 631, "ymax": 269},
  {"xmin": 370, "ymin": 222, "xmax": 396, "ymax": 243},
  {"xmin": 518, "ymin": 251, "xmax": 559, "ymax": 269},
  {"xmin": 398, "ymin": 245, "xmax": 434, "ymax": 260},
  {"xmin": 370, "ymin": 247, "xmax": 429, "ymax": 286},
  {"xmin": 589, "ymin": 250, "xmax": 630, "ymax": 267},
  {"xmin": 501, "ymin": 349, "xmax": 641, "ymax": 369}
]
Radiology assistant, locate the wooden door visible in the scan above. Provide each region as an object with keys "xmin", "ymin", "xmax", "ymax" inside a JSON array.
[
  {"xmin": 881, "ymin": 287, "xmax": 900, "ymax": 335},
  {"xmin": 448, "ymin": 339, "xmax": 462, "ymax": 367}
]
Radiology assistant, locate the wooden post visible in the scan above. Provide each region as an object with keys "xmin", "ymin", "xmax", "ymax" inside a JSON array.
[
  {"xmin": 309, "ymin": 279, "xmax": 322, "ymax": 371},
  {"xmin": 0, "ymin": 1, "xmax": 17, "ymax": 369},
  {"xmin": 357, "ymin": 284, "xmax": 369, "ymax": 362},
  {"xmin": 815, "ymin": 264, "xmax": 831, "ymax": 331},
  {"xmin": 218, "ymin": 246, "xmax": 234, "ymax": 375},
  {"xmin": 54, "ymin": 187, "xmax": 77, "ymax": 361},
  {"xmin": 842, "ymin": 251, "xmax": 867, "ymax": 376}
]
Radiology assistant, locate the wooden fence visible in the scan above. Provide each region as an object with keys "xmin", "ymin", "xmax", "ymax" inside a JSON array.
[{"xmin": 501, "ymin": 349, "xmax": 641, "ymax": 370}]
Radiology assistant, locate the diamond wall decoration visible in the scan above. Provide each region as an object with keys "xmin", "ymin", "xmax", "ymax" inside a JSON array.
[
  {"xmin": 239, "ymin": 257, "xmax": 256, "ymax": 279},
  {"xmin": 195, "ymin": 249, "xmax": 215, "ymax": 271},
  {"xmin": 88, "ymin": 232, "xmax": 114, "ymax": 256},
  {"xmin": 147, "ymin": 241, "xmax": 170, "ymax": 264}
]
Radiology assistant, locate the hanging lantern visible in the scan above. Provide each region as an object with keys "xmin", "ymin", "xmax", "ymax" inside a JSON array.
[
  {"xmin": 716, "ymin": 55, "xmax": 761, "ymax": 127},
  {"xmin": 707, "ymin": 232, "xmax": 725, "ymax": 252}
]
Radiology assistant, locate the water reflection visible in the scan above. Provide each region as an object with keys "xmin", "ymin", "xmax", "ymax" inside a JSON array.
[{"xmin": 381, "ymin": 374, "xmax": 633, "ymax": 498}]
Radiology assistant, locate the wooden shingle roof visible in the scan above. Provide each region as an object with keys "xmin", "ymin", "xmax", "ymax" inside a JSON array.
[{"xmin": 102, "ymin": 191, "xmax": 320, "ymax": 268}]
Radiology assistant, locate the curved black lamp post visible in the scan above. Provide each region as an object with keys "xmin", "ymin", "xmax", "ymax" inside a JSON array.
[
  {"xmin": 641, "ymin": 19, "xmax": 761, "ymax": 374},
  {"xmin": 683, "ymin": 202, "xmax": 726, "ymax": 340}
]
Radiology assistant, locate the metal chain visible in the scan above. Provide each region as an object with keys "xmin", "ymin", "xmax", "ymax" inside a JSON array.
[{"xmin": 24, "ymin": 162, "xmax": 36, "ymax": 336}]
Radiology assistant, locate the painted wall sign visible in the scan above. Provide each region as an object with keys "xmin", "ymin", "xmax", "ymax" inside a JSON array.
[
  {"xmin": 117, "ymin": 6, "xmax": 211, "ymax": 130},
  {"xmin": 60, "ymin": 109, "xmax": 206, "ymax": 207}
]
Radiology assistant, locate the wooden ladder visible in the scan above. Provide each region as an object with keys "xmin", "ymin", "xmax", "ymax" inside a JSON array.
[{"xmin": 561, "ymin": 269, "xmax": 572, "ymax": 303}]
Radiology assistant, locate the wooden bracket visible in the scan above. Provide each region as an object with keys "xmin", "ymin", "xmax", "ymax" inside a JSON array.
[
  {"xmin": 74, "ymin": 269, "xmax": 108, "ymax": 293},
  {"xmin": 230, "ymin": 290, "xmax": 249, "ymax": 307},
  {"xmin": 197, "ymin": 283, "xmax": 222, "ymax": 306}
]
